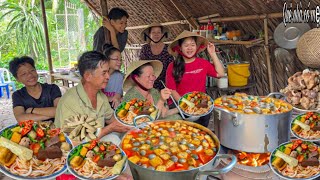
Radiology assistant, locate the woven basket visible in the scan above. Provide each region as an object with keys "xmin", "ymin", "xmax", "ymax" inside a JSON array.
[{"xmin": 296, "ymin": 28, "xmax": 320, "ymax": 68}]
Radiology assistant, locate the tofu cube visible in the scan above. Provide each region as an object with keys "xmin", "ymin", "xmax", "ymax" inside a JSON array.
[
  {"xmin": 149, "ymin": 156, "xmax": 163, "ymax": 167},
  {"xmin": 154, "ymin": 149, "xmax": 165, "ymax": 156},
  {"xmin": 156, "ymin": 165, "xmax": 167, "ymax": 171},
  {"xmin": 159, "ymin": 153, "xmax": 170, "ymax": 161},
  {"xmin": 128, "ymin": 155, "xmax": 140, "ymax": 164}
]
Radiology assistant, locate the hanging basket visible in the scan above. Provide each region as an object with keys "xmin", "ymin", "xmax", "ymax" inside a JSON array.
[{"xmin": 296, "ymin": 28, "xmax": 320, "ymax": 68}]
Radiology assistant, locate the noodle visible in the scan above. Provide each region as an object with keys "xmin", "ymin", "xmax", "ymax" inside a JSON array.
[
  {"xmin": 182, "ymin": 105, "xmax": 212, "ymax": 115},
  {"xmin": 4, "ymin": 151, "xmax": 67, "ymax": 177},
  {"xmin": 281, "ymin": 164, "xmax": 320, "ymax": 178},
  {"xmin": 74, "ymin": 159, "xmax": 114, "ymax": 179},
  {"xmin": 297, "ymin": 130, "xmax": 320, "ymax": 140}
]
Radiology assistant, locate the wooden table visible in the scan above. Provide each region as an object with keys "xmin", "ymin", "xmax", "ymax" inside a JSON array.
[{"xmin": 51, "ymin": 73, "xmax": 80, "ymax": 87}]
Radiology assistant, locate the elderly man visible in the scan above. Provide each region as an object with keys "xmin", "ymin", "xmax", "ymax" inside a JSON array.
[{"xmin": 54, "ymin": 51, "xmax": 130, "ymax": 138}]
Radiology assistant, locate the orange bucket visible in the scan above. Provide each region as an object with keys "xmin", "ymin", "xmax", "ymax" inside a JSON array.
[{"xmin": 227, "ymin": 63, "xmax": 250, "ymax": 86}]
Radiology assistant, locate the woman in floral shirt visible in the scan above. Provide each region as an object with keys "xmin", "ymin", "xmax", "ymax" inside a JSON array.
[{"xmin": 139, "ymin": 23, "xmax": 173, "ymax": 90}]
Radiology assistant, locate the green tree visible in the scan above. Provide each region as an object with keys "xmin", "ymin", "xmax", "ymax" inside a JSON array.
[{"xmin": 0, "ymin": 0, "xmax": 45, "ymax": 59}]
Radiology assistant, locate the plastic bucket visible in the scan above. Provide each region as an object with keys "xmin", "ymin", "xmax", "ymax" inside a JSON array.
[{"xmin": 227, "ymin": 63, "xmax": 250, "ymax": 86}]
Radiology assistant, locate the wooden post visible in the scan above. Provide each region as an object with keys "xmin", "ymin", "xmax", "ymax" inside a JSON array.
[
  {"xmin": 264, "ymin": 17, "xmax": 274, "ymax": 92},
  {"xmin": 40, "ymin": 0, "xmax": 53, "ymax": 83},
  {"xmin": 100, "ymin": 0, "xmax": 108, "ymax": 17},
  {"xmin": 169, "ymin": 0, "xmax": 199, "ymax": 29}
]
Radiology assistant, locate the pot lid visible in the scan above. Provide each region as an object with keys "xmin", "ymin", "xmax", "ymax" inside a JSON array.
[{"xmin": 274, "ymin": 22, "xmax": 311, "ymax": 49}]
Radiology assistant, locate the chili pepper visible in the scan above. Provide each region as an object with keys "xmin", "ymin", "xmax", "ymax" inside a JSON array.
[
  {"xmin": 301, "ymin": 143, "xmax": 308, "ymax": 150},
  {"xmin": 99, "ymin": 144, "xmax": 106, "ymax": 151},
  {"xmin": 88, "ymin": 140, "xmax": 98, "ymax": 150},
  {"xmin": 21, "ymin": 125, "xmax": 32, "ymax": 136},
  {"xmin": 92, "ymin": 155, "xmax": 100, "ymax": 163},
  {"xmin": 36, "ymin": 128, "xmax": 45, "ymax": 138}
]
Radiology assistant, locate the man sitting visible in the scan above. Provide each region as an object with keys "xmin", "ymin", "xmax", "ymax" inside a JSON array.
[
  {"xmin": 54, "ymin": 51, "xmax": 130, "ymax": 137},
  {"xmin": 9, "ymin": 56, "xmax": 61, "ymax": 122}
]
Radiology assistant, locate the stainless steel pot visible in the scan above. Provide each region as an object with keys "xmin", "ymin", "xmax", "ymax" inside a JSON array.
[
  {"xmin": 213, "ymin": 93, "xmax": 292, "ymax": 153},
  {"xmin": 121, "ymin": 120, "xmax": 237, "ymax": 180}
]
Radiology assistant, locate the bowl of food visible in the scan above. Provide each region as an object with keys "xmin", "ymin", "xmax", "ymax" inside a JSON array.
[
  {"xmin": 178, "ymin": 91, "xmax": 214, "ymax": 117},
  {"xmin": 67, "ymin": 140, "xmax": 127, "ymax": 180},
  {"xmin": 114, "ymin": 98, "xmax": 159, "ymax": 127},
  {"xmin": 291, "ymin": 112, "xmax": 320, "ymax": 141},
  {"xmin": 269, "ymin": 139, "xmax": 320, "ymax": 180},
  {"xmin": 0, "ymin": 120, "xmax": 72, "ymax": 180},
  {"xmin": 62, "ymin": 114, "xmax": 103, "ymax": 143}
]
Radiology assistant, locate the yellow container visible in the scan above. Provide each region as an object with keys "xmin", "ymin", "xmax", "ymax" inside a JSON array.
[{"xmin": 227, "ymin": 63, "xmax": 250, "ymax": 86}]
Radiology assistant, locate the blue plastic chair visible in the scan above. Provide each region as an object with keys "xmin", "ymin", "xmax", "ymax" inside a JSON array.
[
  {"xmin": 0, "ymin": 83, "xmax": 10, "ymax": 99},
  {"xmin": 0, "ymin": 68, "xmax": 16, "ymax": 92}
]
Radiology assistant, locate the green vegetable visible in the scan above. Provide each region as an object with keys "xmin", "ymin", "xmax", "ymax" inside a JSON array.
[
  {"xmin": 1, "ymin": 128, "xmax": 13, "ymax": 140},
  {"xmin": 275, "ymin": 150, "xmax": 298, "ymax": 167},
  {"xmin": 40, "ymin": 141, "xmax": 45, "ymax": 149},
  {"xmin": 69, "ymin": 145, "xmax": 83, "ymax": 161},
  {"xmin": 28, "ymin": 134, "xmax": 37, "ymax": 143},
  {"xmin": 278, "ymin": 145, "xmax": 286, "ymax": 152}
]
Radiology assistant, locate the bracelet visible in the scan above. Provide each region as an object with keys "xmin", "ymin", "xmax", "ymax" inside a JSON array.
[{"xmin": 31, "ymin": 108, "xmax": 35, "ymax": 114}]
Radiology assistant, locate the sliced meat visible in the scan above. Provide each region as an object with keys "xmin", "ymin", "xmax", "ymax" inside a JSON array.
[
  {"xmin": 37, "ymin": 149, "xmax": 48, "ymax": 161},
  {"xmin": 301, "ymin": 157, "xmax": 319, "ymax": 167},
  {"xmin": 197, "ymin": 99, "xmax": 208, "ymax": 108},
  {"xmin": 309, "ymin": 151, "xmax": 319, "ymax": 159},
  {"xmin": 97, "ymin": 157, "xmax": 116, "ymax": 167},
  {"xmin": 45, "ymin": 135, "xmax": 61, "ymax": 147},
  {"xmin": 311, "ymin": 125, "xmax": 320, "ymax": 131},
  {"xmin": 36, "ymin": 146, "xmax": 63, "ymax": 161},
  {"xmin": 46, "ymin": 146, "xmax": 63, "ymax": 159},
  {"xmin": 105, "ymin": 150, "xmax": 116, "ymax": 159}
]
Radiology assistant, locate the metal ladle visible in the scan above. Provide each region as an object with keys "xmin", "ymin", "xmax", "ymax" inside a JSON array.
[{"xmin": 160, "ymin": 80, "xmax": 200, "ymax": 121}]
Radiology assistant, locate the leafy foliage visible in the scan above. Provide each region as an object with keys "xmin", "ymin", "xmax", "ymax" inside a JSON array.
[{"xmin": 0, "ymin": 0, "xmax": 45, "ymax": 59}]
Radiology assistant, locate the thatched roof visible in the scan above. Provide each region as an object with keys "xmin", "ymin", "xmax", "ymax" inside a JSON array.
[
  {"xmin": 82, "ymin": 0, "xmax": 320, "ymax": 95},
  {"xmin": 83, "ymin": 0, "xmax": 320, "ymax": 44}
]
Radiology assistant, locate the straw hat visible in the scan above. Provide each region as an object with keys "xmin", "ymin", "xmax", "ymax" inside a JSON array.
[
  {"xmin": 141, "ymin": 23, "xmax": 169, "ymax": 42},
  {"xmin": 168, "ymin": 30, "xmax": 209, "ymax": 57},
  {"xmin": 123, "ymin": 60, "xmax": 163, "ymax": 92},
  {"xmin": 296, "ymin": 28, "xmax": 320, "ymax": 68}
]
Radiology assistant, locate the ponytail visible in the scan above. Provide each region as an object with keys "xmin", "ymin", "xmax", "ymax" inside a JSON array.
[{"xmin": 172, "ymin": 54, "xmax": 185, "ymax": 84}]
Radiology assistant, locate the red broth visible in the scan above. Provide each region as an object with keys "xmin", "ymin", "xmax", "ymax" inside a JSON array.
[{"xmin": 122, "ymin": 121, "xmax": 218, "ymax": 171}]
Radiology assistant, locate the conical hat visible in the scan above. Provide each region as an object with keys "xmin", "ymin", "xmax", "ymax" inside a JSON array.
[
  {"xmin": 123, "ymin": 60, "xmax": 163, "ymax": 92},
  {"xmin": 168, "ymin": 30, "xmax": 208, "ymax": 57},
  {"xmin": 141, "ymin": 22, "xmax": 169, "ymax": 42}
]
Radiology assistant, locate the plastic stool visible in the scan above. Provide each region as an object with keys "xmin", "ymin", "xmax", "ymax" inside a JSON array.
[{"xmin": 0, "ymin": 83, "xmax": 10, "ymax": 99}]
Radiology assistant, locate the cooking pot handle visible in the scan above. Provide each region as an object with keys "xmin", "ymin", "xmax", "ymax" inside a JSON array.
[
  {"xmin": 133, "ymin": 115, "xmax": 154, "ymax": 128},
  {"xmin": 195, "ymin": 154, "xmax": 237, "ymax": 179},
  {"xmin": 212, "ymin": 106, "xmax": 239, "ymax": 126},
  {"xmin": 267, "ymin": 92, "xmax": 286, "ymax": 100}
]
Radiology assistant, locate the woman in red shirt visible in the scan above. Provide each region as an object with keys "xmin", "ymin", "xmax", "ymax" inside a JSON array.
[{"xmin": 166, "ymin": 30, "xmax": 224, "ymax": 127}]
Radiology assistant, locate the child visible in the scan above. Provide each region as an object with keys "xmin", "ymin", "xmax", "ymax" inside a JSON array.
[
  {"xmin": 166, "ymin": 30, "xmax": 224, "ymax": 127},
  {"xmin": 93, "ymin": 7, "xmax": 129, "ymax": 53}
]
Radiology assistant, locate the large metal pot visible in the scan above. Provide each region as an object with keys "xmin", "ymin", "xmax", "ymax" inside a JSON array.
[
  {"xmin": 121, "ymin": 120, "xmax": 237, "ymax": 180},
  {"xmin": 213, "ymin": 93, "xmax": 292, "ymax": 153}
]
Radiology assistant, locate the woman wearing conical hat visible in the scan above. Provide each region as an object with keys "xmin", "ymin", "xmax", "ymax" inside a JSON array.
[
  {"xmin": 122, "ymin": 60, "xmax": 181, "ymax": 119},
  {"xmin": 166, "ymin": 30, "xmax": 225, "ymax": 127},
  {"xmin": 139, "ymin": 23, "xmax": 174, "ymax": 90}
]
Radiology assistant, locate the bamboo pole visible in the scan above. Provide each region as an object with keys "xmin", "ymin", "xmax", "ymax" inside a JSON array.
[
  {"xmin": 264, "ymin": 18, "xmax": 274, "ymax": 92},
  {"xmin": 126, "ymin": 20, "xmax": 189, "ymax": 30},
  {"xmin": 40, "ymin": 0, "xmax": 53, "ymax": 82},
  {"xmin": 199, "ymin": 12, "xmax": 282, "ymax": 23},
  {"xmin": 197, "ymin": 13, "xmax": 220, "ymax": 21}
]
